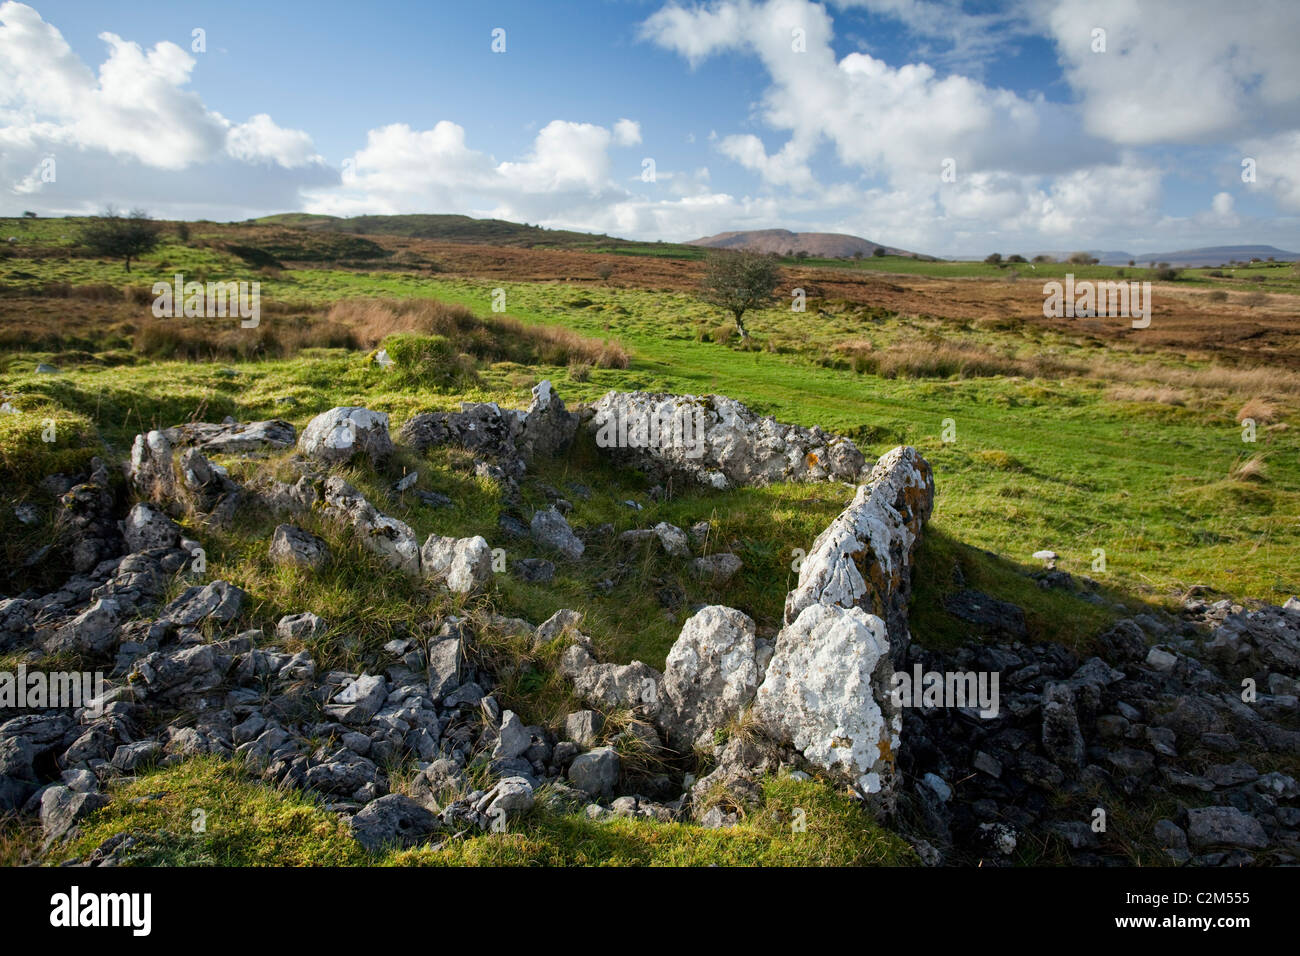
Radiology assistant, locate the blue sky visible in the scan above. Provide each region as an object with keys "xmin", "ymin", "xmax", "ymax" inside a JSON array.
[{"xmin": 3, "ymin": 0, "xmax": 1299, "ymax": 256}]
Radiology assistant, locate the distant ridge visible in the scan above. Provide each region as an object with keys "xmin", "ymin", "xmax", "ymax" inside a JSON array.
[
  {"xmin": 1027, "ymin": 245, "xmax": 1300, "ymax": 267},
  {"xmin": 252, "ymin": 213, "xmax": 654, "ymax": 250},
  {"xmin": 687, "ymin": 228, "xmax": 928, "ymax": 259}
]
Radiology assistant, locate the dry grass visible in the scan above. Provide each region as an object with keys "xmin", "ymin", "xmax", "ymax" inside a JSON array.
[
  {"xmin": 1229, "ymin": 454, "xmax": 1268, "ymax": 482},
  {"xmin": 1236, "ymin": 397, "xmax": 1279, "ymax": 424},
  {"xmin": 327, "ymin": 298, "xmax": 629, "ymax": 369},
  {"xmin": 1107, "ymin": 384, "xmax": 1189, "ymax": 406}
]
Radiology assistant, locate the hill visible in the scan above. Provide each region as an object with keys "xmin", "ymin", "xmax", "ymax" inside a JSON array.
[
  {"xmin": 253, "ymin": 213, "xmax": 666, "ymax": 251},
  {"xmin": 687, "ymin": 228, "xmax": 926, "ymax": 259}
]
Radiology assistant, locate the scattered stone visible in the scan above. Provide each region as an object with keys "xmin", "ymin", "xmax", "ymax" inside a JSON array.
[
  {"xmin": 568, "ymin": 747, "xmax": 620, "ymax": 797},
  {"xmin": 690, "ymin": 553, "xmax": 743, "ymax": 585},
  {"xmin": 531, "ymin": 507, "xmax": 584, "ymax": 561},
  {"xmin": 512, "ymin": 557, "xmax": 555, "ymax": 583},
  {"xmin": 1185, "ymin": 806, "xmax": 1268, "ymax": 850},
  {"xmin": 420, "ymin": 534, "xmax": 493, "ymax": 593},
  {"xmin": 40, "ymin": 786, "xmax": 109, "ymax": 842},
  {"xmin": 350, "ymin": 794, "xmax": 439, "ymax": 851},
  {"xmin": 268, "ymin": 524, "xmax": 330, "ymax": 571}
]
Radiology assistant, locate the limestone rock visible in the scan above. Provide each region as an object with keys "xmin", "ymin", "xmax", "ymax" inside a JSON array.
[{"xmin": 299, "ymin": 407, "xmax": 393, "ymax": 465}]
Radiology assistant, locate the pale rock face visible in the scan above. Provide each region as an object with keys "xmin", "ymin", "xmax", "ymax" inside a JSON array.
[
  {"xmin": 128, "ymin": 429, "xmax": 177, "ymax": 499},
  {"xmin": 299, "ymin": 407, "xmax": 393, "ymax": 465},
  {"xmin": 755, "ymin": 603, "xmax": 899, "ymax": 800},
  {"xmin": 559, "ymin": 643, "xmax": 662, "ymax": 715},
  {"xmin": 421, "ymin": 534, "xmax": 494, "ymax": 593},
  {"xmin": 660, "ymin": 606, "xmax": 761, "ymax": 751},
  {"xmin": 783, "ymin": 445, "xmax": 934, "ymax": 660},
  {"xmin": 321, "ymin": 477, "xmax": 420, "ymax": 576},
  {"xmin": 588, "ymin": 391, "xmax": 868, "ymax": 489}
]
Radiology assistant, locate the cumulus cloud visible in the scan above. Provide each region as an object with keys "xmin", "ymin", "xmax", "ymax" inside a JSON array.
[
  {"xmin": 2, "ymin": 0, "xmax": 1295, "ymax": 253},
  {"xmin": 612, "ymin": 118, "xmax": 642, "ymax": 146},
  {"xmin": 1045, "ymin": 0, "xmax": 1300, "ymax": 145},
  {"xmin": 0, "ymin": 1, "xmax": 327, "ymax": 215}
]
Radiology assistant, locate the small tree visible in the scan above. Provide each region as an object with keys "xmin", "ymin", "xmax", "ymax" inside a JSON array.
[
  {"xmin": 984, "ymin": 252, "xmax": 1003, "ymax": 265},
  {"xmin": 872, "ymin": 246, "xmax": 886, "ymax": 257},
  {"xmin": 79, "ymin": 207, "xmax": 161, "ymax": 272},
  {"xmin": 700, "ymin": 250, "xmax": 780, "ymax": 339}
]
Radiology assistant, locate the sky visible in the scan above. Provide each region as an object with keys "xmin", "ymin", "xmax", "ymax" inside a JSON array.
[{"xmin": 2, "ymin": 0, "xmax": 1299, "ymax": 257}]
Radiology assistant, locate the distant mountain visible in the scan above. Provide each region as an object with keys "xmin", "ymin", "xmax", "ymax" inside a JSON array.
[
  {"xmin": 1028, "ymin": 245, "xmax": 1299, "ymax": 267},
  {"xmin": 687, "ymin": 228, "xmax": 927, "ymax": 259},
  {"xmin": 1122, "ymin": 245, "xmax": 1300, "ymax": 267}
]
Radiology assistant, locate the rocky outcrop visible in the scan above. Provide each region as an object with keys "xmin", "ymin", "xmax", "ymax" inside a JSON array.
[
  {"xmin": 586, "ymin": 391, "xmax": 868, "ymax": 489},
  {"xmin": 55, "ymin": 458, "xmax": 123, "ymax": 574},
  {"xmin": 162, "ymin": 418, "xmax": 296, "ymax": 454},
  {"xmin": 127, "ymin": 430, "xmax": 242, "ymax": 526},
  {"xmin": 783, "ymin": 445, "xmax": 934, "ymax": 660},
  {"xmin": 397, "ymin": 380, "xmax": 577, "ymax": 489},
  {"xmin": 516, "ymin": 380, "xmax": 579, "ymax": 462}
]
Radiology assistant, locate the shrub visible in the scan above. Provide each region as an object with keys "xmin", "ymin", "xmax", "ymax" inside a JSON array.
[
  {"xmin": 377, "ymin": 332, "xmax": 479, "ymax": 390},
  {"xmin": 1207, "ymin": 290, "xmax": 1228, "ymax": 303}
]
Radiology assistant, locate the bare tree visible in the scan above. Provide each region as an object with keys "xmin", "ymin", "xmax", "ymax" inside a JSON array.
[
  {"xmin": 79, "ymin": 207, "xmax": 162, "ymax": 272},
  {"xmin": 699, "ymin": 249, "xmax": 780, "ymax": 339}
]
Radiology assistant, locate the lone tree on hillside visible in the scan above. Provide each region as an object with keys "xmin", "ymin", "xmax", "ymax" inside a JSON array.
[
  {"xmin": 700, "ymin": 249, "xmax": 780, "ymax": 339},
  {"xmin": 79, "ymin": 207, "xmax": 161, "ymax": 272}
]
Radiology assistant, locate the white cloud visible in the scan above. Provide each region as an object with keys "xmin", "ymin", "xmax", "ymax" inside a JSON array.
[
  {"xmin": 1045, "ymin": 0, "xmax": 1300, "ymax": 145},
  {"xmin": 0, "ymin": 2, "xmax": 328, "ymax": 215},
  {"xmin": 612, "ymin": 118, "xmax": 642, "ymax": 146},
  {"xmin": 1237, "ymin": 131, "xmax": 1300, "ymax": 212}
]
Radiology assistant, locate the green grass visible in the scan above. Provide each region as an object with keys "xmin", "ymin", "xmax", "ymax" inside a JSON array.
[
  {"xmin": 15, "ymin": 757, "xmax": 915, "ymax": 867},
  {"xmin": 2, "ymin": 235, "xmax": 1298, "ymax": 867}
]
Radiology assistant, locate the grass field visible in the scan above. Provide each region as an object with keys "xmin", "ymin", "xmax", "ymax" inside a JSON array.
[{"xmin": 2, "ymin": 218, "xmax": 1297, "ymax": 865}]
